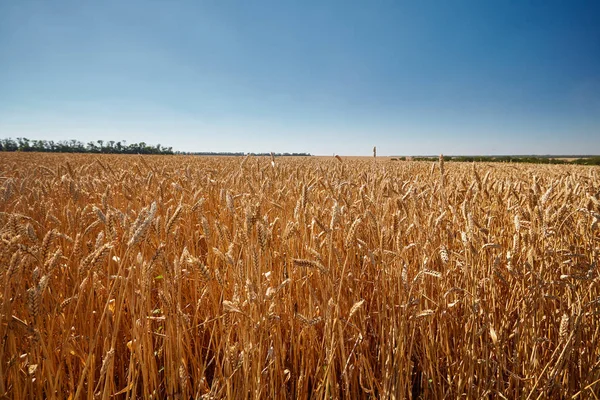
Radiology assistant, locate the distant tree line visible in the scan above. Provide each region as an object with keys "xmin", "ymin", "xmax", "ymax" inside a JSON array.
[
  {"xmin": 0, "ymin": 138, "xmax": 174, "ymax": 155},
  {"xmin": 570, "ymin": 157, "xmax": 600, "ymax": 166},
  {"xmin": 391, "ymin": 155, "xmax": 600, "ymax": 166},
  {"xmin": 176, "ymin": 151, "xmax": 312, "ymax": 157}
]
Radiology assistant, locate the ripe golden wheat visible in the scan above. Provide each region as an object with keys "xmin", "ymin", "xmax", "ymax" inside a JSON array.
[{"xmin": 0, "ymin": 152, "xmax": 599, "ymax": 399}]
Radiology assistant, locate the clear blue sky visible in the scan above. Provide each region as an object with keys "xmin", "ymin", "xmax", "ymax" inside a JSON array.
[{"xmin": 1, "ymin": 1, "xmax": 599, "ymax": 155}]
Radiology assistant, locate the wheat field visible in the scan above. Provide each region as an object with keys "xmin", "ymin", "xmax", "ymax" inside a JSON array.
[{"xmin": 0, "ymin": 152, "xmax": 599, "ymax": 399}]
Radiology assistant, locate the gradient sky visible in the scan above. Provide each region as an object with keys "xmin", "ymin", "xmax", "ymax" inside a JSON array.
[{"xmin": 1, "ymin": 1, "xmax": 599, "ymax": 155}]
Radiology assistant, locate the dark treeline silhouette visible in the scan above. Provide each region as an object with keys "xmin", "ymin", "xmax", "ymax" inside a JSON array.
[
  {"xmin": 391, "ymin": 155, "xmax": 600, "ymax": 166},
  {"xmin": 176, "ymin": 151, "xmax": 312, "ymax": 156},
  {"xmin": 0, "ymin": 138, "xmax": 173, "ymax": 155}
]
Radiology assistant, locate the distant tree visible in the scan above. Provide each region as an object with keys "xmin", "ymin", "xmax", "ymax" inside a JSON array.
[
  {"xmin": 16, "ymin": 137, "xmax": 31, "ymax": 151},
  {"xmin": 5, "ymin": 138, "xmax": 18, "ymax": 151}
]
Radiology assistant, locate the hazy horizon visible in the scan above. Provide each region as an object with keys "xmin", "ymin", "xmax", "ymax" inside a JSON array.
[{"xmin": 1, "ymin": 1, "xmax": 599, "ymax": 156}]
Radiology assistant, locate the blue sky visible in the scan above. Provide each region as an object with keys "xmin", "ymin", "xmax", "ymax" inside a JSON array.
[{"xmin": 1, "ymin": 1, "xmax": 599, "ymax": 155}]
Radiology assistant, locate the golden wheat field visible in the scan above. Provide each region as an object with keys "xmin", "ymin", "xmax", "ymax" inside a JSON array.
[{"xmin": 0, "ymin": 152, "xmax": 599, "ymax": 399}]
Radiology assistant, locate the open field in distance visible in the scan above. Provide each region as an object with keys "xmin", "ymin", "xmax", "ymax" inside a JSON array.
[{"xmin": 1, "ymin": 153, "xmax": 599, "ymax": 399}]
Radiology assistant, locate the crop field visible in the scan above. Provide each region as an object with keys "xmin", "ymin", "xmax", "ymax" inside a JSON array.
[{"xmin": 0, "ymin": 152, "xmax": 599, "ymax": 399}]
